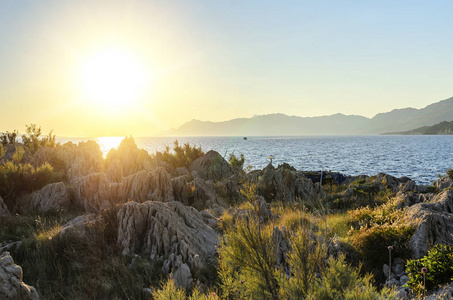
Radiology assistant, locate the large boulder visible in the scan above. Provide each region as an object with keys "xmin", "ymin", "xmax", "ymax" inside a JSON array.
[
  {"xmin": 117, "ymin": 201, "xmax": 218, "ymax": 288},
  {"xmin": 248, "ymin": 164, "xmax": 326, "ymax": 202},
  {"xmin": 189, "ymin": 150, "xmax": 236, "ymax": 181},
  {"xmin": 27, "ymin": 182, "xmax": 71, "ymax": 212},
  {"xmin": 0, "ymin": 196, "xmax": 10, "ymax": 217},
  {"xmin": 405, "ymin": 189, "xmax": 453, "ymax": 258},
  {"xmin": 0, "ymin": 252, "xmax": 39, "ymax": 299}
]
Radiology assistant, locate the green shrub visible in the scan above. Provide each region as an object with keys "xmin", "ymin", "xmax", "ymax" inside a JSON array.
[
  {"xmin": 349, "ymin": 224, "xmax": 414, "ymax": 279},
  {"xmin": 152, "ymin": 279, "xmax": 186, "ymax": 300},
  {"xmin": 0, "ymin": 130, "xmax": 18, "ymax": 145},
  {"xmin": 22, "ymin": 124, "xmax": 57, "ymax": 155},
  {"xmin": 278, "ymin": 226, "xmax": 327, "ymax": 298},
  {"xmin": 229, "ymin": 153, "xmax": 245, "ymax": 171},
  {"xmin": 0, "ymin": 145, "xmax": 60, "ymax": 202},
  {"xmin": 161, "ymin": 140, "xmax": 204, "ymax": 168},
  {"xmin": 218, "ymin": 217, "xmax": 279, "ymax": 299},
  {"xmin": 405, "ymin": 244, "xmax": 453, "ymax": 295},
  {"xmin": 310, "ymin": 255, "xmax": 395, "ymax": 300}
]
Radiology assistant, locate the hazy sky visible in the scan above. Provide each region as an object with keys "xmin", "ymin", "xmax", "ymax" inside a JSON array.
[{"xmin": 1, "ymin": 1, "xmax": 452, "ymax": 137}]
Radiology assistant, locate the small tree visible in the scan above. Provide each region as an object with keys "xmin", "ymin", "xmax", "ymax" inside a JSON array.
[
  {"xmin": 229, "ymin": 153, "xmax": 245, "ymax": 171},
  {"xmin": 22, "ymin": 124, "xmax": 56, "ymax": 154},
  {"xmin": 0, "ymin": 130, "xmax": 18, "ymax": 145}
]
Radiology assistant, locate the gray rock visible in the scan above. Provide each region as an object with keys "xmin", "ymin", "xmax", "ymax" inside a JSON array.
[
  {"xmin": 248, "ymin": 164, "xmax": 326, "ymax": 202},
  {"xmin": 399, "ymin": 275, "xmax": 410, "ymax": 286},
  {"xmin": 189, "ymin": 150, "xmax": 237, "ymax": 182},
  {"xmin": 383, "ymin": 264, "xmax": 390, "ymax": 279},
  {"xmin": 405, "ymin": 189, "xmax": 453, "ymax": 258},
  {"xmin": 0, "ymin": 196, "xmax": 10, "ymax": 217},
  {"xmin": 392, "ymin": 257, "xmax": 406, "ymax": 276},
  {"xmin": 434, "ymin": 177, "xmax": 453, "ymax": 191},
  {"xmin": 0, "ymin": 252, "xmax": 39, "ymax": 299},
  {"xmin": 395, "ymin": 287, "xmax": 409, "ymax": 300},
  {"xmin": 117, "ymin": 201, "xmax": 218, "ymax": 279},
  {"xmin": 189, "ymin": 178, "xmax": 227, "ymax": 215},
  {"xmin": 28, "ymin": 182, "xmax": 71, "ymax": 212}
]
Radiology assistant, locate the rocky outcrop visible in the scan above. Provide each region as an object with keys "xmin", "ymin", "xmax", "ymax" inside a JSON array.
[
  {"xmin": 0, "ymin": 196, "xmax": 10, "ymax": 217},
  {"xmin": 172, "ymin": 176, "xmax": 190, "ymax": 205},
  {"xmin": 434, "ymin": 177, "xmax": 453, "ymax": 191},
  {"xmin": 248, "ymin": 164, "xmax": 326, "ymax": 202},
  {"xmin": 117, "ymin": 201, "xmax": 218, "ymax": 288},
  {"xmin": 395, "ymin": 191, "xmax": 434, "ymax": 208},
  {"xmin": 189, "ymin": 150, "xmax": 236, "ymax": 182},
  {"xmin": 72, "ymin": 167, "xmax": 174, "ymax": 212},
  {"xmin": 27, "ymin": 182, "xmax": 71, "ymax": 212},
  {"xmin": 0, "ymin": 252, "xmax": 39, "ymax": 299},
  {"xmin": 189, "ymin": 178, "xmax": 227, "ymax": 215},
  {"xmin": 105, "ymin": 137, "xmax": 152, "ymax": 179},
  {"xmin": 369, "ymin": 173, "xmax": 426, "ymax": 194},
  {"xmin": 65, "ymin": 141, "xmax": 104, "ymax": 182},
  {"xmin": 405, "ymin": 189, "xmax": 453, "ymax": 258}
]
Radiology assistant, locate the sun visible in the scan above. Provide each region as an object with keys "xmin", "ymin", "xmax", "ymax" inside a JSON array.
[{"xmin": 78, "ymin": 47, "xmax": 151, "ymax": 111}]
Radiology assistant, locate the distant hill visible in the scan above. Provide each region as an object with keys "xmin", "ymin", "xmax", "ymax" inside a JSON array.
[
  {"xmin": 164, "ymin": 96, "xmax": 453, "ymax": 136},
  {"xmin": 386, "ymin": 121, "xmax": 453, "ymax": 135}
]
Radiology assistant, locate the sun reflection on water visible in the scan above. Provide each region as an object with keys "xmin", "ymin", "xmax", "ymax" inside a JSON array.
[{"xmin": 96, "ymin": 136, "xmax": 124, "ymax": 157}]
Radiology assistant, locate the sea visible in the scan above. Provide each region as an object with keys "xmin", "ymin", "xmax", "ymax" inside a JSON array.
[{"xmin": 57, "ymin": 135, "xmax": 453, "ymax": 185}]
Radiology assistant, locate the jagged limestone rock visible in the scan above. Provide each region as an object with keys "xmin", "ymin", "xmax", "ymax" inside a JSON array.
[
  {"xmin": 189, "ymin": 178, "xmax": 227, "ymax": 215},
  {"xmin": 189, "ymin": 150, "xmax": 236, "ymax": 182},
  {"xmin": 405, "ymin": 189, "xmax": 453, "ymax": 258},
  {"xmin": 117, "ymin": 201, "xmax": 218, "ymax": 287},
  {"xmin": 27, "ymin": 182, "xmax": 71, "ymax": 212},
  {"xmin": 248, "ymin": 164, "xmax": 326, "ymax": 202},
  {"xmin": 0, "ymin": 252, "xmax": 39, "ymax": 300}
]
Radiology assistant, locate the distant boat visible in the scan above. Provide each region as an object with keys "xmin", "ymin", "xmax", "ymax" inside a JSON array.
[{"xmin": 243, "ymin": 137, "xmax": 247, "ymax": 140}]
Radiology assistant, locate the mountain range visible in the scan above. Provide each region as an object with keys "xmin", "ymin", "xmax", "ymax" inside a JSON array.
[{"xmin": 164, "ymin": 96, "xmax": 453, "ymax": 136}]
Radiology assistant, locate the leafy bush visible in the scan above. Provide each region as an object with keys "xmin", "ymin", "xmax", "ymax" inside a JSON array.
[
  {"xmin": 161, "ymin": 140, "xmax": 204, "ymax": 168},
  {"xmin": 152, "ymin": 278, "xmax": 220, "ymax": 300},
  {"xmin": 349, "ymin": 224, "xmax": 414, "ymax": 279},
  {"xmin": 218, "ymin": 217, "xmax": 279, "ymax": 299},
  {"xmin": 405, "ymin": 244, "xmax": 453, "ymax": 294},
  {"xmin": 310, "ymin": 255, "xmax": 395, "ymax": 300},
  {"xmin": 22, "ymin": 124, "xmax": 57, "ymax": 155},
  {"xmin": 229, "ymin": 153, "xmax": 245, "ymax": 171},
  {"xmin": 0, "ymin": 145, "xmax": 59, "ymax": 204},
  {"xmin": 0, "ymin": 130, "xmax": 18, "ymax": 145}
]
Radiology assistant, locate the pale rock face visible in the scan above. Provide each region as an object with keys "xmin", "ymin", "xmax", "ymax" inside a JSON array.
[
  {"xmin": 28, "ymin": 182, "xmax": 71, "ymax": 212},
  {"xmin": 72, "ymin": 167, "xmax": 175, "ymax": 212},
  {"xmin": 189, "ymin": 178, "xmax": 227, "ymax": 215},
  {"xmin": 189, "ymin": 150, "xmax": 237, "ymax": 182},
  {"xmin": 248, "ymin": 164, "xmax": 326, "ymax": 202},
  {"xmin": 105, "ymin": 137, "xmax": 153, "ymax": 178},
  {"xmin": 0, "ymin": 196, "xmax": 10, "ymax": 217},
  {"xmin": 0, "ymin": 252, "xmax": 39, "ymax": 300},
  {"xmin": 405, "ymin": 189, "xmax": 453, "ymax": 258},
  {"xmin": 434, "ymin": 177, "xmax": 453, "ymax": 191},
  {"xmin": 117, "ymin": 201, "xmax": 218, "ymax": 287},
  {"xmin": 171, "ymin": 176, "xmax": 190, "ymax": 205}
]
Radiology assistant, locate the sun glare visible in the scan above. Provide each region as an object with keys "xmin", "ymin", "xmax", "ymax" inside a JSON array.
[
  {"xmin": 96, "ymin": 136, "xmax": 124, "ymax": 157},
  {"xmin": 78, "ymin": 47, "xmax": 151, "ymax": 111}
]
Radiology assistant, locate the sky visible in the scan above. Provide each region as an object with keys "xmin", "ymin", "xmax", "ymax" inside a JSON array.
[{"xmin": 0, "ymin": 0, "xmax": 452, "ymax": 137}]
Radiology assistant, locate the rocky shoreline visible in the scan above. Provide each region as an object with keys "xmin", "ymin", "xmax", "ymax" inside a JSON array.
[{"xmin": 1, "ymin": 137, "xmax": 453, "ymax": 299}]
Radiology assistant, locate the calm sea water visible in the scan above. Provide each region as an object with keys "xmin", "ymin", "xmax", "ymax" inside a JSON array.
[{"xmin": 58, "ymin": 135, "xmax": 453, "ymax": 184}]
